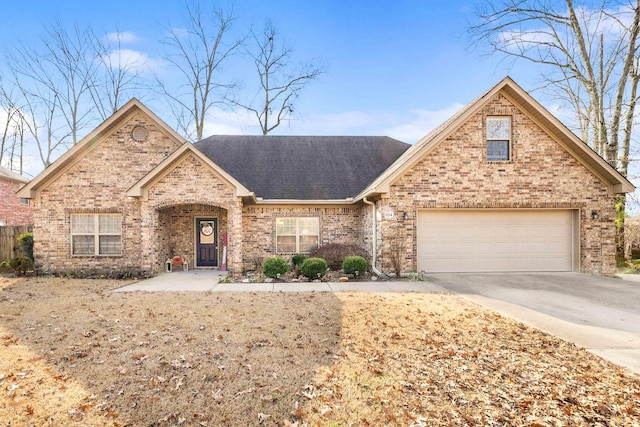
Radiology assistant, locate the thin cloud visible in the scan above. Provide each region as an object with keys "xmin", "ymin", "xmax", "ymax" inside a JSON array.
[
  {"xmin": 197, "ymin": 104, "xmax": 467, "ymax": 144},
  {"xmin": 103, "ymin": 49, "xmax": 166, "ymax": 74},
  {"xmin": 382, "ymin": 104, "xmax": 466, "ymax": 144},
  {"xmin": 105, "ymin": 31, "xmax": 139, "ymax": 44}
]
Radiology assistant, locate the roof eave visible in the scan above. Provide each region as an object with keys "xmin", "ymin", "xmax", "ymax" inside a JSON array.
[{"xmin": 255, "ymin": 198, "xmax": 355, "ymax": 205}]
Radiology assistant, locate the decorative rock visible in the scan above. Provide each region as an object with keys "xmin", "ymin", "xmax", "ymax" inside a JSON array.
[
  {"xmin": 264, "ymin": 277, "xmax": 273, "ymax": 283},
  {"xmin": 339, "ymin": 277, "xmax": 349, "ymax": 282},
  {"xmin": 371, "ymin": 276, "xmax": 378, "ymax": 281},
  {"xmin": 242, "ymin": 279, "xmax": 250, "ymax": 283},
  {"xmin": 291, "ymin": 278, "xmax": 301, "ymax": 282},
  {"xmin": 312, "ymin": 279, "xmax": 321, "ymax": 283}
]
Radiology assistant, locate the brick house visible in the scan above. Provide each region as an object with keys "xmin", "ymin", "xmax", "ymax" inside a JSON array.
[
  {"xmin": 0, "ymin": 166, "xmax": 33, "ymax": 226},
  {"xmin": 16, "ymin": 77, "xmax": 634, "ymax": 277}
]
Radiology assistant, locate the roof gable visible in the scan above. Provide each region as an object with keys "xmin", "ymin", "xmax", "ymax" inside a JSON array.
[
  {"xmin": 195, "ymin": 135, "xmax": 410, "ymax": 200},
  {"xmin": 357, "ymin": 77, "xmax": 634, "ymax": 199},
  {"xmin": 16, "ymin": 98, "xmax": 185, "ymax": 198},
  {"xmin": 127, "ymin": 143, "xmax": 253, "ymax": 199}
]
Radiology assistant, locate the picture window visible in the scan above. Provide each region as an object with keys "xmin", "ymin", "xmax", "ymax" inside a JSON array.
[
  {"xmin": 275, "ymin": 217, "xmax": 319, "ymax": 253},
  {"xmin": 71, "ymin": 213, "xmax": 122, "ymax": 256}
]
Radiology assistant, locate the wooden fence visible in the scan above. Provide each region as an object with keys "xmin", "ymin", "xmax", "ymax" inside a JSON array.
[{"xmin": 0, "ymin": 225, "xmax": 31, "ymax": 261}]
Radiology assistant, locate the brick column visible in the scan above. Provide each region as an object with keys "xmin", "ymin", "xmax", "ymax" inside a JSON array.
[
  {"xmin": 139, "ymin": 205, "xmax": 160, "ymax": 273},
  {"xmin": 227, "ymin": 199, "xmax": 243, "ymax": 278}
]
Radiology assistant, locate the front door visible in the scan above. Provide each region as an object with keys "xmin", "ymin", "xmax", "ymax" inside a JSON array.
[{"xmin": 196, "ymin": 218, "xmax": 218, "ymax": 267}]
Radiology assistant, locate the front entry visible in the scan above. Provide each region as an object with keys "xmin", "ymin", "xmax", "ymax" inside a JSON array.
[{"xmin": 196, "ymin": 218, "xmax": 218, "ymax": 267}]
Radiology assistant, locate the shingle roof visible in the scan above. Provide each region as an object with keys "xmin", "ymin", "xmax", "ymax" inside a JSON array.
[
  {"xmin": 195, "ymin": 135, "xmax": 410, "ymax": 200},
  {"xmin": 0, "ymin": 166, "xmax": 29, "ymax": 184}
]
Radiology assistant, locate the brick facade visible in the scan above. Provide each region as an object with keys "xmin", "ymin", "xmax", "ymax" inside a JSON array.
[
  {"xmin": 143, "ymin": 153, "xmax": 242, "ymax": 273},
  {"xmin": 32, "ymin": 110, "xmax": 182, "ymax": 274},
  {"xmin": 241, "ymin": 205, "xmax": 365, "ymax": 270},
  {"xmin": 23, "ymin": 85, "xmax": 627, "ymax": 277},
  {"xmin": 0, "ymin": 177, "xmax": 33, "ymax": 226},
  {"xmin": 376, "ymin": 93, "xmax": 616, "ymax": 275}
]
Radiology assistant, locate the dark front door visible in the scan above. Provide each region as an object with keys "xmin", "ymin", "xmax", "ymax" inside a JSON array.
[{"xmin": 196, "ymin": 218, "xmax": 218, "ymax": 267}]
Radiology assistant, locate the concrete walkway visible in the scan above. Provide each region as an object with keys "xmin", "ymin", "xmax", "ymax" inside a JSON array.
[
  {"xmin": 113, "ymin": 271, "xmax": 640, "ymax": 376},
  {"xmin": 113, "ymin": 270, "xmax": 446, "ymax": 293}
]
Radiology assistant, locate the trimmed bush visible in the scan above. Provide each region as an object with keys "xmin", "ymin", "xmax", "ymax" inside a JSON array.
[
  {"xmin": 342, "ymin": 256, "xmax": 368, "ymax": 275},
  {"xmin": 291, "ymin": 254, "xmax": 308, "ymax": 267},
  {"xmin": 262, "ymin": 257, "xmax": 289, "ymax": 278},
  {"xmin": 309, "ymin": 243, "xmax": 368, "ymax": 269},
  {"xmin": 18, "ymin": 232, "xmax": 34, "ymax": 262},
  {"xmin": 0, "ymin": 257, "xmax": 34, "ymax": 276},
  {"xmin": 301, "ymin": 257, "xmax": 328, "ymax": 279}
]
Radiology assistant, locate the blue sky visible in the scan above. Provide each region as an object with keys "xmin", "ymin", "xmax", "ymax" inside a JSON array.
[{"xmin": 2, "ymin": 1, "xmax": 542, "ymax": 174}]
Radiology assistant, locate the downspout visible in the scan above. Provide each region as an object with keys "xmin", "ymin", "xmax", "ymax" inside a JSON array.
[{"xmin": 363, "ymin": 196, "xmax": 385, "ymax": 277}]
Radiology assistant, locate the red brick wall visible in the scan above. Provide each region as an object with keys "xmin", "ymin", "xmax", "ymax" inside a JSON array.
[{"xmin": 0, "ymin": 179, "xmax": 33, "ymax": 226}]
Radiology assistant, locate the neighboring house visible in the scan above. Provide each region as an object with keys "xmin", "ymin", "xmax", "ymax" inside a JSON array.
[
  {"xmin": 0, "ymin": 166, "xmax": 33, "ymax": 226},
  {"xmin": 16, "ymin": 77, "xmax": 634, "ymax": 276}
]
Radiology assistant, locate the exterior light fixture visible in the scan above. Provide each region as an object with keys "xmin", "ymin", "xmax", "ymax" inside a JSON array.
[
  {"xmin": 403, "ymin": 211, "xmax": 409, "ymax": 220},
  {"xmin": 591, "ymin": 210, "xmax": 599, "ymax": 220}
]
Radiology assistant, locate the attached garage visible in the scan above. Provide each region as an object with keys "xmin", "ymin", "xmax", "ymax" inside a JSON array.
[{"xmin": 416, "ymin": 210, "xmax": 578, "ymax": 273}]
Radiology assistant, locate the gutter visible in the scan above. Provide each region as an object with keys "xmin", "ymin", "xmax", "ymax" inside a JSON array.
[{"xmin": 363, "ymin": 196, "xmax": 386, "ymax": 278}]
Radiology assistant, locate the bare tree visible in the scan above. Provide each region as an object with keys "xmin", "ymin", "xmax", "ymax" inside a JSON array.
[
  {"xmin": 10, "ymin": 23, "xmax": 98, "ymax": 146},
  {"xmin": 0, "ymin": 81, "xmax": 18, "ymax": 167},
  {"xmin": 469, "ymin": 0, "xmax": 640, "ymax": 176},
  {"xmin": 7, "ymin": 114, "xmax": 25, "ymax": 174},
  {"xmin": 231, "ymin": 20, "xmax": 323, "ymax": 135},
  {"xmin": 13, "ymin": 81, "xmax": 73, "ymax": 168},
  {"xmin": 4, "ymin": 22, "xmax": 144, "ymax": 169},
  {"xmin": 160, "ymin": 1, "xmax": 243, "ymax": 141},
  {"xmin": 0, "ymin": 79, "xmax": 27, "ymax": 174},
  {"xmin": 89, "ymin": 30, "xmax": 146, "ymax": 120}
]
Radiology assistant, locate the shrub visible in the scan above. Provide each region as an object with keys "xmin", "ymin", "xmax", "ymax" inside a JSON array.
[
  {"xmin": 342, "ymin": 256, "xmax": 368, "ymax": 275},
  {"xmin": 291, "ymin": 254, "xmax": 308, "ymax": 267},
  {"xmin": 309, "ymin": 243, "xmax": 367, "ymax": 269},
  {"xmin": 17, "ymin": 232, "xmax": 34, "ymax": 262},
  {"xmin": 0, "ymin": 257, "xmax": 34, "ymax": 276},
  {"xmin": 262, "ymin": 257, "xmax": 289, "ymax": 278},
  {"xmin": 301, "ymin": 257, "xmax": 328, "ymax": 279}
]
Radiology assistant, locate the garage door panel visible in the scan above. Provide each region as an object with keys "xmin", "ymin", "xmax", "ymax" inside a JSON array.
[{"xmin": 417, "ymin": 210, "xmax": 574, "ymax": 273}]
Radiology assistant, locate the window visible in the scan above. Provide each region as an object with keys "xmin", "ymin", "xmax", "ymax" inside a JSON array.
[
  {"xmin": 19, "ymin": 198, "xmax": 29, "ymax": 205},
  {"xmin": 486, "ymin": 116, "xmax": 511, "ymax": 161},
  {"xmin": 276, "ymin": 217, "xmax": 319, "ymax": 253},
  {"xmin": 71, "ymin": 214, "xmax": 122, "ymax": 256}
]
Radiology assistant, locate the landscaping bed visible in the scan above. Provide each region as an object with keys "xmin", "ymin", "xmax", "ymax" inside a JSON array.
[{"xmin": 0, "ymin": 276, "xmax": 638, "ymax": 426}]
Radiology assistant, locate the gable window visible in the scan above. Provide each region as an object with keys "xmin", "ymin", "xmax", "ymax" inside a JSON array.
[
  {"xmin": 276, "ymin": 217, "xmax": 319, "ymax": 253},
  {"xmin": 486, "ymin": 116, "xmax": 511, "ymax": 161},
  {"xmin": 71, "ymin": 214, "xmax": 122, "ymax": 256}
]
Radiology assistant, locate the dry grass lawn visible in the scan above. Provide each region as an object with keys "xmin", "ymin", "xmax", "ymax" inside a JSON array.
[{"xmin": 0, "ymin": 276, "xmax": 639, "ymax": 426}]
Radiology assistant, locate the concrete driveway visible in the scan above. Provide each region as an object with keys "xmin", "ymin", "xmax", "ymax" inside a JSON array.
[{"xmin": 427, "ymin": 272, "xmax": 640, "ymax": 375}]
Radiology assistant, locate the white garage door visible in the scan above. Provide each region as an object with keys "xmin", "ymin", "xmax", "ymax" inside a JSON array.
[{"xmin": 417, "ymin": 210, "xmax": 575, "ymax": 273}]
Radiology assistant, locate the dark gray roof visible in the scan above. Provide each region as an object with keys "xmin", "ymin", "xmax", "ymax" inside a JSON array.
[{"xmin": 195, "ymin": 135, "xmax": 410, "ymax": 200}]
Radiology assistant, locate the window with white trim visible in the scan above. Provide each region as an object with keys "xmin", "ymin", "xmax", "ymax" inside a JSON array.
[
  {"xmin": 276, "ymin": 217, "xmax": 319, "ymax": 253},
  {"xmin": 486, "ymin": 116, "xmax": 511, "ymax": 161},
  {"xmin": 71, "ymin": 214, "xmax": 122, "ymax": 256}
]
